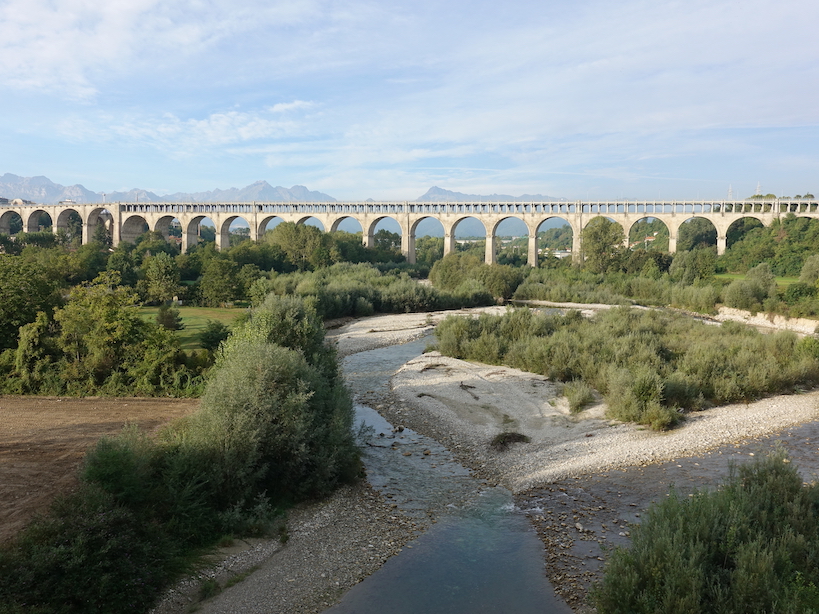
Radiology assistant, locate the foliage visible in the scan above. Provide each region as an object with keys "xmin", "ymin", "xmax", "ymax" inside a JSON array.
[
  {"xmin": 435, "ymin": 307, "xmax": 819, "ymax": 429},
  {"xmin": 1, "ymin": 272, "xmax": 203, "ymax": 396},
  {"xmin": 155, "ymin": 304, "xmax": 184, "ymax": 330},
  {"xmin": 200, "ymin": 258, "xmax": 239, "ymax": 307},
  {"xmin": 591, "ymin": 450, "xmax": 819, "ymax": 614},
  {"xmin": 143, "ymin": 252, "xmax": 180, "ymax": 304},
  {"xmin": 581, "ymin": 217, "xmax": 625, "ymax": 273},
  {"xmin": 199, "ymin": 320, "xmax": 231, "ymax": 353},
  {"xmin": 0, "ymin": 295, "xmax": 360, "ymax": 613},
  {"xmin": 677, "ymin": 217, "xmax": 717, "ymax": 251},
  {"xmin": 0, "ymin": 256, "xmax": 60, "ymax": 350}
]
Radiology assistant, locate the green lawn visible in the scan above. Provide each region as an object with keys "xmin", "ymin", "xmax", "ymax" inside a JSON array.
[
  {"xmin": 715, "ymin": 273, "xmax": 800, "ymax": 289},
  {"xmin": 141, "ymin": 306, "xmax": 246, "ymax": 350}
]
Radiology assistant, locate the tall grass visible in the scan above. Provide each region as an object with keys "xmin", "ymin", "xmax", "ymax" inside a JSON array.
[{"xmin": 435, "ymin": 307, "xmax": 819, "ymax": 429}]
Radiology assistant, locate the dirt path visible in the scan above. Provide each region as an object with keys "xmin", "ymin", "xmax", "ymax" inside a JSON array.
[{"xmin": 0, "ymin": 396, "xmax": 197, "ymax": 543}]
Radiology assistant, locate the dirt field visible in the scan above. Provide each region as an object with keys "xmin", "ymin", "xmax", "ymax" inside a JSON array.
[{"xmin": 0, "ymin": 396, "xmax": 198, "ymax": 543}]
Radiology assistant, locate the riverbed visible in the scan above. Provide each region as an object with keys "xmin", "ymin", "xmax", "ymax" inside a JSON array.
[{"xmin": 167, "ymin": 305, "xmax": 819, "ymax": 614}]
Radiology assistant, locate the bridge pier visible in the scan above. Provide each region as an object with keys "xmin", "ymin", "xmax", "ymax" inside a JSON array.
[
  {"xmin": 401, "ymin": 232, "xmax": 416, "ymax": 264},
  {"xmin": 527, "ymin": 234, "xmax": 538, "ymax": 267},
  {"xmin": 484, "ymin": 235, "xmax": 496, "ymax": 265},
  {"xmin": 717, "ymin": 235, "xmax": 727, "ymax": 255},
  {"xmin": 443, "ymin": 233, "xmax": 455, "ymax": 257}
]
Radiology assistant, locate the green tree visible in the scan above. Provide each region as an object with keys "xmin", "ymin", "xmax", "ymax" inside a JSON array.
[
  {"xmin": 200, "ymin": 259, "xmax": 239, "ymax": 306},
  {"xmin": 581, "ymin": 217, "xmax": 625, "ymax": 273},
  {"xmin": 677, "ymin": 218, "xmax": 717, "ymax": 252},
  {"xmin": 267, "ymin": 222, "xmax": 330, "ymax": 270},
  {"xmin": 143, "ymin": 252, "xmax": 181, "ymax": 304},
  {"xmin": 0, "ymin": 256, "xmax": 60, "ymax": 349}
]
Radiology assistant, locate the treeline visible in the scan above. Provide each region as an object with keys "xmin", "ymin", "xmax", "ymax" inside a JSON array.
[
  {"xmin": 0, "ymin": 295, "xmax": 360, "ymax": 614},
  {"xmin": 433, "ymin": 307, "xmax": 819, "ymax": 429}
]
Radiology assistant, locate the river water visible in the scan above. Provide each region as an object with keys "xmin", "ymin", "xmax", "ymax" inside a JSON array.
[{"xmin": 327, "ymin": 337, "xmax": 573, "ymax": 614}]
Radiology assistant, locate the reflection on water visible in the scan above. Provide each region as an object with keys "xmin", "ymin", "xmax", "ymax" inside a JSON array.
[{"xmin": 334, "ymin": 337, "xmax": 572, "ymax": 614}]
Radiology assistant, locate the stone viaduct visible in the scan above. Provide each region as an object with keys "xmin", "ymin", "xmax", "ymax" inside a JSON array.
[{"xmin": 2, "ymin": 199, "xmax": 818, "ymax": 265}]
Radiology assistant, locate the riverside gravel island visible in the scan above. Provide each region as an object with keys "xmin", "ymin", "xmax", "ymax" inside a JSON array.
[{"xmin": 160, "ymin": 307, "xmax": 819, "ymax": 614}]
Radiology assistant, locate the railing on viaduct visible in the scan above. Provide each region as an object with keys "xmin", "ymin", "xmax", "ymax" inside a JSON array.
[{"xmin": 1, "ymin": 199, "xmax": 818, "ymax": 265}]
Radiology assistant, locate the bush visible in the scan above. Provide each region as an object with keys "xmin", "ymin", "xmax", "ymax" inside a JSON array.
[{"xmin": 591, "ymin": 451, "xmax": 819, "ymax": 614}]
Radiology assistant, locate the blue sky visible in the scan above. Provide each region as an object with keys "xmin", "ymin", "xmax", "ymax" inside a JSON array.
[{"xmin": 1, "ymin": 0, "xmax": 817, "ymax": 201}]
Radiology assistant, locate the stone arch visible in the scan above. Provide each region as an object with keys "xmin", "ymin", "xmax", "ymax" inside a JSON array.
[
  {"xmin": 726, "ymin": 217, "xmax": 765, "ymax": 250},
  {"xmin": 297, "ymin": 216, "xmax": 325, "ymax": 231},
  {"xmin": 85, "ymin": 207, "xmax": 113, "ymax": 244},
  {"xmin": 535, "ymin": 216, "xmax": 574, "ymax": 265},
  {"xmin": 154, "ymin": 215, "xmax": 183, "ymax": 251},
  {"xmin": 489, "ymin": 216, "xmax": 528, "ymax": 266},
  {"xmin": 258, "ymin": 215, "xmax": 284, "ymax": 236},
  {"xmin": 673, "ymin": 216, "xmax": 718, "ymax": 253},
  {"xmin": 406, "ymin": 216, "xmax": 445, "ymax": 265},
  {"xmin": 330, "ymin": 215, "xmax": 364, "ymax": 234},
  {"xmin": 121, "ymin": 215, "xmax": 149, "ymax": 244},
  {"xmin": 183, "ymin": 215, "xmax": 217, "ymax": 252},
  {"xmin": 25, "ymin": 210, "xmax": 53, "ymax": 233},
  {"xmin": 0, "ymin": 210, "xmax": 23, "ymax": 235},
  {"xmin": 447, "ymin": 216, "xmax": 489, "ymax": 261},
  {"xmin": 363, "ymin": 216, "xmax": 400, "ymax": 250},
  {"xmin": 218, "ymin": 215, "xmax": 252, "ymax": 250},
  {"xmin": 627, "ymin": 217, "xmax": 670, "ymax": 252}
]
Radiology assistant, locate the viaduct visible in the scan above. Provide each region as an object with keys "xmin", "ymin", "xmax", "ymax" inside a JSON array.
[{"xmin": 2, "ymin": 199, "xmax": 818, "ymax": 265}]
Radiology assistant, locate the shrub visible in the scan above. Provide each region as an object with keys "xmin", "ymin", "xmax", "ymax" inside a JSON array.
[
  {"xmin": 563, "ymin": 380, "xmax": 595, "ymax": 413},
  {"xmin": 591, "ymin": 451, "xmax": 819, "ymax": 614}
]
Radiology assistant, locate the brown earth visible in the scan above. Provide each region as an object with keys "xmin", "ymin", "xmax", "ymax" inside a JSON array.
[{"xmin": 0, "ymin": 396, "xmax": 198, "ymax": 543}]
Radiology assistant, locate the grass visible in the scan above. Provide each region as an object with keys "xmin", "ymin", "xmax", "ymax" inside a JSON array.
[
  {"xmin": 140, "ymin": 306, "xmax": 246, "ymax": 350},
  {"xmin": 715, "ymin": 272, "xmax": 800, "ymax": 289}
]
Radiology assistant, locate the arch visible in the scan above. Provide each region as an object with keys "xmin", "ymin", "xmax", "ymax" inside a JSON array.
[
  {"xmin": 0, "ymin": 210, "xmax": 23, "ymax": 235},
  {"xmin": 449, "ymin": 216, "xmax": 489, "ymax": 262},
  {"xmin": 535, "ymin": 217, "xmax": 574, "ymax": 265},
  {"xmin": 674, "ymin": 217, "xmax": 718, "ymax": 253},
  {"xmin": 183, "ymin": 215, "xmax": 216, "ymax": 253},
  {"xmin": 85, "ymin": 207, "xmax": 113, "ymax": 244},
  {"xmin": 726, "ymin": 217, "xmax": 764, "ymax": 250},
  {"xmin": 298, "ymin": 216, "xmax": 325, "ymax": 231},
  {"xmin": 627, "ymin": 217, "xmax": 670, "ymax": 252},
  {"xmin": 330, "ymin": 215, "xmax": 363, "ymax": 234},
  {"xmin": 258, "ymin": 215, "xmax": 284, "ymax": 236},
  {"xmin": 121, "ymin": 215, "xmax": 149, "ymax": 245},
  {"xmin": 491, "ymin": 216, "xmax": 528, "ymax": 266},
  {"xmin": 407, "ymin": 216, "xmax": 445, "ymax": 266},
  {"xmin": 363, "ymin": 215, "xmax": 400, "ymax": 250},
  {"xmin": 25, "ymin": 210, "xmax": 53, "ymax": 233},
  {"xmin": 154, "ymin": 215, "xmax": 183, "ymax": 251},
  {"xmin": 218, "ymin": 215, "xmax": 252, "ymax": 250}
]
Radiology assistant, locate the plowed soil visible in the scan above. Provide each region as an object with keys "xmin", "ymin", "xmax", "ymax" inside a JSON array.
[{"xmin": 0, "ymin": 396, "xmax": 197, "ymax": 543}]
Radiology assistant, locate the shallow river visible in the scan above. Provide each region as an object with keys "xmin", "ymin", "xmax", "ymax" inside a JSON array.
[{"xmin": 329, "ymin": 337, "xmax": 573, "ymax": 614}]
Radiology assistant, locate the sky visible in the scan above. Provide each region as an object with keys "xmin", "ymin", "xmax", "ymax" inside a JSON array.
[{"xmin": 1, "ymin": 0, "xmax": 817, "ymax": 202}]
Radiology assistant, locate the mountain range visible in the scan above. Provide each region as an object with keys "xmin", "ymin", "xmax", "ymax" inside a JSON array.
[{"xmin": 0, "ymin": 174, "xmax": 562, "ymax": 204}]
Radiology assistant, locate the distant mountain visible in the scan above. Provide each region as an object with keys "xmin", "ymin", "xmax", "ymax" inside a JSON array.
[
  {"xmin": 0, "ymin": 175, "xmax": 336, "ymax": 204},
  {"xmin": 416, "ymin": 186, "xmax": 564, "ymax": 202},
  {"xmin": 0, "ymin": 173, "xmax": 100, "ymax": 204}
]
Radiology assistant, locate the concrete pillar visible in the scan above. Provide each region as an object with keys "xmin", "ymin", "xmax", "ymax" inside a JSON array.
[
  {"xmin": 401, "ymin": 232, "xmax": 416, "ymax": 264},
  {"xmin": 443, "ymin": 233, "xmax": 455, "ymax": 257},
  {"xmin": 717, "ymin": 235, "xmax": 727, "ymax": 255},
  {"xmin": 363, "ymin": 228, "xmax": 374, "ymax": 249},
  {"xmin": 668, "ymin": 232, "xmax": 677, "ymax": 254},
  {"xmin": 82, "ymin": 222, "xmax": 92, "ymax": 245},
  {"xmin": 484, "ymin": 234, "xmax": 496, "ymax": 265},
  {"xmin": 572, "ymin": 228, "xmax": 583, "ymax": 264},
  {"xmin": 527, "ymin": 233, "xmax": 538, "ymax": 267}
]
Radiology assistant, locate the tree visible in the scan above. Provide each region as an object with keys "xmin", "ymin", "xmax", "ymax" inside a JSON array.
[
  {"xmin": 200, "ymin": 258, "xmax": 239, "ymax": 306},
  {"xmin": 267, "ymin": 222, "xmax": 330, "ymax": 270},
  {"xmin": 0, "ymin": 256, "xmax": 60, "ymax": 349},
  {"xmin": 581, "ymin": 217, "xmax": 625, "ymax": 273},
  {"xmin": 677, "ymin": 218, "xmax": 717, "ymax": 252},
  {"xmin": 143, "ymin": 252, "xmax": 181, "ymax": 304}
]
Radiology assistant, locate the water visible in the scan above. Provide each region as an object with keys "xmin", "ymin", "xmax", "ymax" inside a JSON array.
[{"xmin": 332, "ymin": 338, "xmax": 572, "ymax": 614}]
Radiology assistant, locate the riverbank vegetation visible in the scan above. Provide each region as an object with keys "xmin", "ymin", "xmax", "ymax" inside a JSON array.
[
  {"xmin": 434, "ymin": 307, "xmax": 819, "ymax": 429},
  {"xmin": 592, "ymin": 450, "xmax": 819, "ymax": 613},
  {"xmin": 0, "ymin": 295, "xmax": 360, "ymax": 614}
]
